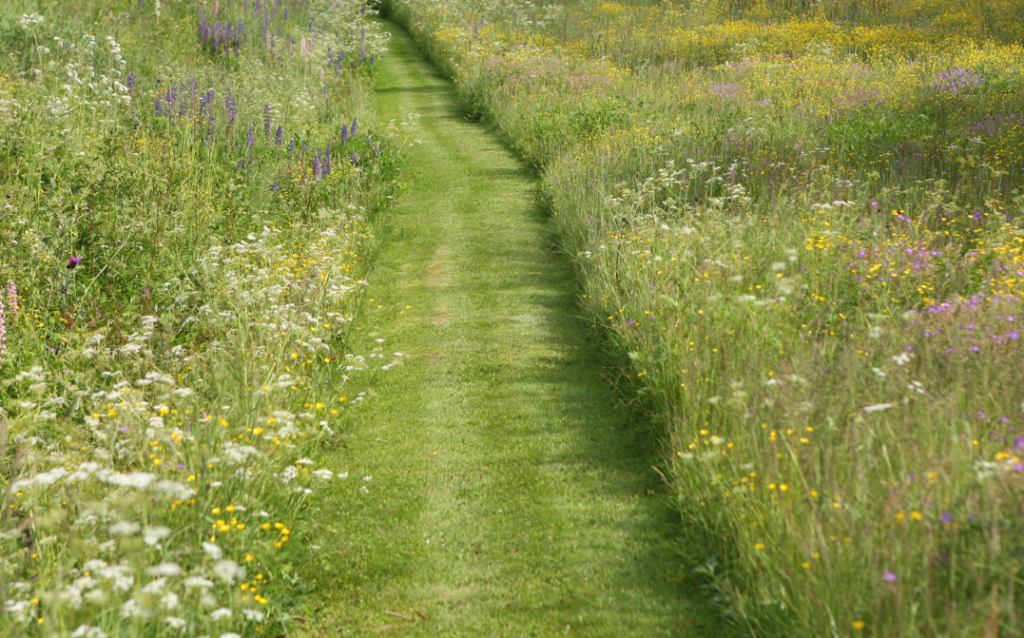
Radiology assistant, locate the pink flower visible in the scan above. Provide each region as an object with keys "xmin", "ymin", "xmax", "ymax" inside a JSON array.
[
  {"xmin": 0, "ymin": 296, "xmax": 6, "ymax": 369},
  {"xmin": 5, "ymin": 280, "xmax": 15, "ymax": 314}
]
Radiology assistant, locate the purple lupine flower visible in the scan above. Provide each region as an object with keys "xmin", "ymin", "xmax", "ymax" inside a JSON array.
[
  {"xmin": 155, "ymin": 97, "xmax": 162, "ymax": 117},
  {"xmin": 313, "ymin": 153, "xmax": 322, "ymax": 181},
  {"xmin": 270, "ymin": 183, "xmax": 280, "ymax": 191},
  {"xmin": 288, "ymin": 138, "xmax": 295, "ymax": 158},
  {"xmin": 225, "ymin": 88, "xmax": 237, "ymax": 126},
  {"xmin": 341, "ymin": 124, "xmax": 348, "ymax": 145},
  {"xmin": 360, "ymin": 46, "xmax": 366, "ymax": 62},
  {"xmin": 247, "ymin": 123, "xmax": 255, "ymax": 149},
  {"xmin": 275, "ymin": 125, "xmax": 283, "ymax": 146},
  {"xmin": 6, "ymin": 281, "xmax": 16, "ymax": 314},
  {"xmin": 127, "ymin": 73, "xmax": 135, "ymax": 93},
  {"xmin": 882, "ymin": 571, "xmax": 897, "ymax": 582},
  {"xmin": 369, "ymin": 54, "xmax": 375, "ymax": 65},
  {"xmin": 263, "ymin": 104, "xmax": 271, "ymax": 137},
  {"xmin": 67, "ymin": 257, "xmax": 81, "ymax": 270},
  {"xmin": 350, "ymin": 150, "xmax": 358, "ymax": 165},
  {"xmin": 323, "ymin": 147, "xmax": 331, "ymax": 176},
  {"xmin": 351, "ymin": 117, "xmax": 357, "ymax": 136},
  {"xmin": 338, "ymin": 51, "xmax": 345, "ymax": 63}
]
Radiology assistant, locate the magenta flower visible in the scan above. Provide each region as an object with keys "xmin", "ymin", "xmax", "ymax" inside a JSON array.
[
  {"xmin": 67, "ymin": 257, "xmax": 81, "ymax": 270},
  {"xmin": 0, "ymin": 295, "xmax": 6, "ymax": 369},
  {"xmin": 883, "ymin": 571, "xmax": 897, "ymax": 582}
]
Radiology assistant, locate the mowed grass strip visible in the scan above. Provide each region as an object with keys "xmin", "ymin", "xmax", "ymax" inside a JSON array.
[{"xmin": 296, "ymin": 19, "xmax": 718, "ymax": 637}]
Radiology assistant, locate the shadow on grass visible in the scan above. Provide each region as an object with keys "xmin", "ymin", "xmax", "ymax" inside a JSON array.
[{"xmin": 515, "ymin": 248, "xmax": 746, "ymax": 637}]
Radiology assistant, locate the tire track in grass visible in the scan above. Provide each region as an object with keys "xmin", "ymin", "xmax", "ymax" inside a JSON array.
[{"xmin": 298, "ymin": 19, "xmax": 715, "ymax": 637}]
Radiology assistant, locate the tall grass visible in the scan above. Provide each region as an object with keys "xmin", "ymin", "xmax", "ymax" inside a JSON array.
[
  {"xmin": 0, "ymin": 0, "xmax": 402, "ymax": 635},
  {"xmin": 383, "ymin": 0, "xmax": 1024, "ymax": 634}
]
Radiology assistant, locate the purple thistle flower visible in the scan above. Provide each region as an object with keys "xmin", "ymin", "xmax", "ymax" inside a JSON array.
[
  {"xmin": 940, "ymin": 512, "xmax": 953, "ymax": 524},
  {"xmin": 275, "ymin": 125, "xmax": 283, "ymax": 146},
  {"xmin": 883, "ymin": 571, "xmax": 898, "ymax": 582},
  {"xmin": 67, "ymin": 256, "xmax": 81, "ymax": 270}
]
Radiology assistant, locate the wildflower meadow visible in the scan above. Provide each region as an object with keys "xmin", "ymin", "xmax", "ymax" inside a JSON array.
[
  {"xmin": 0, "ymin": 0, "xmax": 402, "ymax": 635},
  {"xmin": 379, "ymin": 0, "xmax": 1024, "ymax": 634}
]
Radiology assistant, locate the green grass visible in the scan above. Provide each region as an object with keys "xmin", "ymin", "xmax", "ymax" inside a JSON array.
[
  {"xmin": 0, "ymin": 1, "xmax": 397, "ymax": 635},
  {"xmin": 368, "ymin": 0, "xmax": 1024, "ymax": 634},
  {"xmin": 295, "ymin": 19, "xmax": 721, "ymax": 637}
]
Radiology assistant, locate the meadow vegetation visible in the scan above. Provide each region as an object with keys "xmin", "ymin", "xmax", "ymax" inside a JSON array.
[
  {"xmin": 380, "ymin": 0, "xmax": 1024, "ymax": 634},
  {"xmin": 0, "ymin": 0, "xmax": 401, "ymax": 635}
]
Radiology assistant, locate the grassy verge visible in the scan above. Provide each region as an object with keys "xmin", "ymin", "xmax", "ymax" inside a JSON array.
[
  {"xmin": 0, "ymin": 1, "xmax": 400, "ymax": 635},
  {"xmin": 380, "ymin": 0, "xmax": 1024, "ymax": 634}
]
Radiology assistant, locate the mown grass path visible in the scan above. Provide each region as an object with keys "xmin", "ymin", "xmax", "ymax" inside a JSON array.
[{"xmin": 298, "ymin": 20, "xmax": 707, "ymax": 637}]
